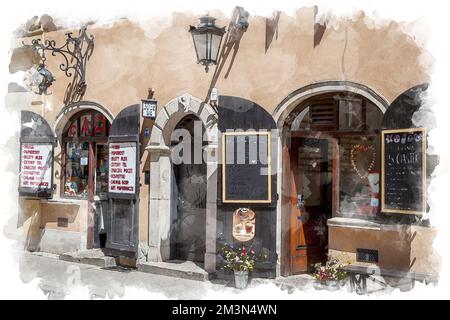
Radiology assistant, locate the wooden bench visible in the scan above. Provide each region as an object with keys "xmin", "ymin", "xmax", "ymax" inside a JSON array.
[{"xmin": 339, "ymin": 265, "xmax": 438, "ymax": 294}]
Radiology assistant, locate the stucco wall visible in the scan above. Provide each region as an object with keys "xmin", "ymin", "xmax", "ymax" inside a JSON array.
[
  {"xmin": 37, "ymin": 8, "xmax": 431, "ymax": 122},
  {"xmin": 10, "ymin": 8, "xmax": 432, "ymax": 252},
  {"xmin": 328, "ymin": 223, "xmax": 440, "ymax": 277}
]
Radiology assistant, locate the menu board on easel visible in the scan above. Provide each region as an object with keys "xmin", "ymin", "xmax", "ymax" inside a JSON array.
[{"xmin": 381, "ymin": 128, "xmax": 426, "ymax": 215}]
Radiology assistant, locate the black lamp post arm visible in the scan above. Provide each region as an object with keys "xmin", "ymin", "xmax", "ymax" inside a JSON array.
[{"xmin": 41, "ymin": 26, "xmax": 94, "ymax": 82}]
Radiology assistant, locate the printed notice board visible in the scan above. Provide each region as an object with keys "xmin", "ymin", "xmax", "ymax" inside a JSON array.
[
  {"xmin": 19, "ymin": 143, "xmax": 53, "ymax": 193},
  {"xmin": 108, "ymin": 142, "xmax": 137, "ymax": 194}
]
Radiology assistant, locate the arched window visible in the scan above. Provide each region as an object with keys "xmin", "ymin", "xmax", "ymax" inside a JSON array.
[
  {"xmin": 287, "ymin": 93, "xmax": 383, "ymax": 219},
  {"xmin": 62, "ymin": 110, "xmax": 111, "ymax": 199}
]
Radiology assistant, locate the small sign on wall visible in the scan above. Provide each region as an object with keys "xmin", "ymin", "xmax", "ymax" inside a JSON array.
[
  {"xmin": 232, "ymin": 208, "xmax": 256, "ymax": 242},
  {"xmin": 108, "ymin": 142, "xmax": 137, "ymax": 194},
  {"xmin": 142, "ymin": 99, "xmax": 157, "ymax": 119}
]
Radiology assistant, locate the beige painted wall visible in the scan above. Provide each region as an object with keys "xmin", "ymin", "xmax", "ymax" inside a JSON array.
[
  {"xmin": 329, "ymin": 224, "xmax": 440, "ymax": 277},
  {"xmin": 14, "ymin": 8, "xmax": 432, "ymax": 247}
]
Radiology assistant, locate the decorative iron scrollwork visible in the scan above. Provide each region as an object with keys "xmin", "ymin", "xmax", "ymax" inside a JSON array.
[{"xmin": 26, "ymin": 26, "xmax": 94, "ymax": 104}]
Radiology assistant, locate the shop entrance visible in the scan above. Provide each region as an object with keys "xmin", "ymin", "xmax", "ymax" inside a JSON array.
[
  {"xmin": 282, "ymin": 90, "xmax": 384, "ymax": 275},
  {"xmin": 171, "ymin": 115, "xmax": 207, "ymax": 262},
  {"xmin": 61, "ymin": 110, "xmax": 111, "ymax": 249},
  {"xmin": 289, "ymin": 136, "xmax": 332, "ymax": 273}
]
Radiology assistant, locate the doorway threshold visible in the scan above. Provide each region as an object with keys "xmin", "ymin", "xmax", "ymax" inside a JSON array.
[
  {"xmin": 59, "ymin": 249, "xmax": 117, "ymax": 268},
  {"xmin": 137, "ymin": 260, "xmax": 209, "ymax": 282}
]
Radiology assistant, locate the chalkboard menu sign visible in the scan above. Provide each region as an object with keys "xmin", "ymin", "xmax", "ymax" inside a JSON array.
[
  {"xmin": 381, "ymin": 128, "xmax": 426, "ymax": 215},
  {"xmin": 222, "ymin": 132, "xmax": 271, "ymax": 203}
]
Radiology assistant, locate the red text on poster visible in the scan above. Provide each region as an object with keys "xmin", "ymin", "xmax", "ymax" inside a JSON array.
[
  {"xmin": 108, "ymin": 142, "xmax": 137, "ymax": 194},
  {"xmin": 20, "ymin": 143, "xmax": 53, "ymax": 190}
]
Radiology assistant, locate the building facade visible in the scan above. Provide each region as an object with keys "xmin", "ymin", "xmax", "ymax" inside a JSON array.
[{"xmin": 7, "ymin": 7, "xmax": 439, "ymax": 282}]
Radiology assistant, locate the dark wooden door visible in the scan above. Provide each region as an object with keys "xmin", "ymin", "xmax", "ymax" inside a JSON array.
[
  {"xmin": 173, "ymin": 162, "xmax": 206, "ymax": 262},
  {"xmin": 290, "ymin": 137, "xmax": 331, "ymax": 274},
  {"xmin": 106, "ymin": 105, "xmax": 140, "ymax": 255}
]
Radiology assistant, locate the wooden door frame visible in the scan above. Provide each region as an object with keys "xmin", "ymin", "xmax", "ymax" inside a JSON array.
[{"xmin": 281, "ymin": 130, "xmax": 339, "ymax": 276}]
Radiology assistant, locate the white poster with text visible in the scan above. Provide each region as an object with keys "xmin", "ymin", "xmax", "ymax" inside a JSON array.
[
  {"xmin": 108, "ymin": 142, "xmax": 137, "ymax": 194},
  {"xmin": 20, "ymin": 143, "xmax": 53, "ymax": 190}
]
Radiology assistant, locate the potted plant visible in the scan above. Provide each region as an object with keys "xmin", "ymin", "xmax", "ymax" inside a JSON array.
[
  {"xmin": 220, "ymin": 244, "xmax": 256, "ymax": 289},
  {"xmin": 313, "ymin": 256, "xmax": 348, "ymax": 291}
]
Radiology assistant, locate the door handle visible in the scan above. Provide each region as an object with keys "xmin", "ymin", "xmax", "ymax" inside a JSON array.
[{"xmin": 296, "ymin": 194, "xmax": 305, "ymax": 209}]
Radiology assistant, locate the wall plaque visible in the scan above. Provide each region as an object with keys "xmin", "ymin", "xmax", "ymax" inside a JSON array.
[
  {"xmin": 381, "ymin": 128, "xmax": 426, "ymax": 215},
  {"xmin": 232, "ymin": 208, "xmax": 256, "ymax": 242}
]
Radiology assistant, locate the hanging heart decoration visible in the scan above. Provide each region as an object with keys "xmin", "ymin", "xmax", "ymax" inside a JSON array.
[{"xmin": 350, "ymin": 144, "xmax": 376, "ymax": 180}]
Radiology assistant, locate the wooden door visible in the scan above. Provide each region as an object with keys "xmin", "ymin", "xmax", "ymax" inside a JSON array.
[
  {"xmin": 106, "ymin": 105, "xmax": 140, "ymax": 255},
  {"xmin": 290, "ymin": 137, "xmax": 331, "ymax": 273}
]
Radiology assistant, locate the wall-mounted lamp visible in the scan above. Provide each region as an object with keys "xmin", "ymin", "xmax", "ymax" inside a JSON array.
[
  {"xmin": 189, "ymin": 15, "xmax": 226, "ymax": 73},
  {"xmin": 25, "ymin": 26, "xmax": 94, "ymax": 103}
]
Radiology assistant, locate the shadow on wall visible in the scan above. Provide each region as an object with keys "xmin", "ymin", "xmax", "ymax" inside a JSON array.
[
  {"xmin": 265, "ymin": 11, "xmax": 281, "ymax": 53},
  {"xmin": 205, "ymin": 7, "xmax": 249, "ymax": 102}
]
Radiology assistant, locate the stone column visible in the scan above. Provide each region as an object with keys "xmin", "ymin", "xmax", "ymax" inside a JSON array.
[
  {"xmin": 204, "ymin": 142, "xmax": 218, "ymax": 273},
  {"xmin": 146, "ymin": 145, "xmax": 173, "ymax": 262}
]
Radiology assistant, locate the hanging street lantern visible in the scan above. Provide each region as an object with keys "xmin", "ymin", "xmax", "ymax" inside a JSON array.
[
  {"xmin": 33, "ymin": 64, "xmax": 55, "ymax": 95},
  {"xmin": 189, "ymin": 15, "xmax": 226, "ymax": 72}
]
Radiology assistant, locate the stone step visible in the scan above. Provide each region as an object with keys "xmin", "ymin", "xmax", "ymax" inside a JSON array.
[
  {"xmin": 59, "ymin": 249, "xmax": 117, "ymax": 268},
  {"xmin": 137, "ymin": 260, "xmax": 209, "ymax": 282}
]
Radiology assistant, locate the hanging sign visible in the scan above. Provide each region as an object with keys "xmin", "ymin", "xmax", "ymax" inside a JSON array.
[
  {"xmin": 108, "ymin": 142, "xmax": 137, "ymax": 194},
  {"xmin": 381, "ymin": 128, "xmax": 426, "ymax": 215},
  {"xmin": 19, "ymin": 143, "xmax": 53, "ymax": 194},
  {"xmin": 232, "ymin": 208, "xmax": 256, "ymax": 242}
]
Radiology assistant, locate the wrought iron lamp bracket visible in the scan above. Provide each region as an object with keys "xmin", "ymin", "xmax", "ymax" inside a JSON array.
[{"xmin": 25, "ymin": 26, "xmax": 94, "ymax": 100}]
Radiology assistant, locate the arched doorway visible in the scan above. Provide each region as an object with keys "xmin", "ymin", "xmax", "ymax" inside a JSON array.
[
  {"xmin": 60, "ymin": 109, "xmax": 111, "ymax": 248},
  {"xmin": 171, "ymin": 115, "xmax": 207, "ymax": 262},
  {"xmin": 146, "ymin": 93, "xmax": 218, "ymax": 271},
  {"xmin": 275, "ymin": 82, "xmax": 389, "ymax": 276}
]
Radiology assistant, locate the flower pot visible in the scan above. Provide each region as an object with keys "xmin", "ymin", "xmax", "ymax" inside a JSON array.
[
  {"xmin": 324, "ymin": 280, "xmax": 340, "ymax": 291},
  {"xmin": 314, "ymin": 280, "xmax": 340, "ymax": 291},
  {"xmin": 234, "ymin": 270, "xmax": 249, "ymax": 289}
]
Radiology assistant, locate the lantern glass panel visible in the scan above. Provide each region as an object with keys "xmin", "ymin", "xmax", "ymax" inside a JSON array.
[
  {"xmin": 192, "ymin": 33, "xmax": 208, "ymax": 62},
  {"xmin": 210, "ymin": 33, "xmax": 223, "ymax": 63}
]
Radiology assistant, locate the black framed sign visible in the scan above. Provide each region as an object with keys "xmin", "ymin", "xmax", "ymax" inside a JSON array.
[
  {"xmin": 381, "ymin": 128, "xmax": 427, "ymax": 215},
  {"xmin": 222, "ymin": 131, "xmax": 271, "ymax": 203},
  {"xmin": 19, "ymin": 111, "xmax": 56, "ymax": 198}
]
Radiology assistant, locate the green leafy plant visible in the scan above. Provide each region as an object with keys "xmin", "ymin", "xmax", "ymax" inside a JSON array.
[
  {"xmin": 220, "ymin": 244, "xmax": 256, "ymax": 272},
  {"xmin": 313, "ymin": 256, "xmax": 348, "ymax": 282}
]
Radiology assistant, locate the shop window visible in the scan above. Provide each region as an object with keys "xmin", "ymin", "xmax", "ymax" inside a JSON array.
[
  {"xmin": 338, "ymin": 135, "xmax": 380, "ymax": 218},
  {"xmin": 61, "ymin": 111, "xmax": 110, "ymax": 199},
  {"xmin": 65, "ymin": 141, "xmax": 90, "ymax": 197},
  {"xmin": 290, "ymin": 95, "xmax": 383, "ymax": 219}
]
